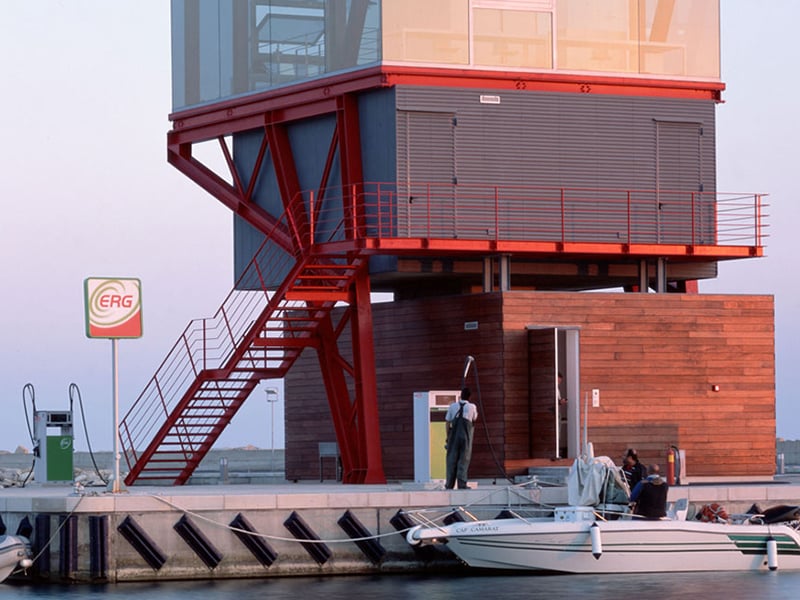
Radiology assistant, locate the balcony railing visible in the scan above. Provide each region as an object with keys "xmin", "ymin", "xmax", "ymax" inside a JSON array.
[{"xmin": 300, "ymin": 183, "xmax": 766, "ymax": 253}]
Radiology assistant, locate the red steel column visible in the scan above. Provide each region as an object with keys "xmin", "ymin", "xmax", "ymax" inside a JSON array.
[{"xmin": 349, "ymin": 264, "xmax": 385, "ymax": 483}]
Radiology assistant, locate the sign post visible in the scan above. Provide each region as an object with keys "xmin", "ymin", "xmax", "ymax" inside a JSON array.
[{"xmin": 84, "ymin": 277, "xmax": 143, "ymax": 493}]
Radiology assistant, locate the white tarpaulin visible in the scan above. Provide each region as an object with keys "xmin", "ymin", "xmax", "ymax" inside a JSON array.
[{"xmin": 567, "ymin": 456, "xmax": 629, "ymax": 506}]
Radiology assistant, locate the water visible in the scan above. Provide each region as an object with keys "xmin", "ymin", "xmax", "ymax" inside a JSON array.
[{"xmin": 3, "ymin": 571, "xmax": 800, "ymax": 600}]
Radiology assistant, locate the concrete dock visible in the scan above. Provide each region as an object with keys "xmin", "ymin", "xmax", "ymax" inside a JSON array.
[{"xmin": 2, "ymin": 449, "xmax": 800, "ymax": 583}]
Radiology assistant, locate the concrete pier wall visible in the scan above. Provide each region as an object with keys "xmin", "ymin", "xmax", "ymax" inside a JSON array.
[
  {"xmin": 3, "ymin": 480, "xmax": 800, "ymax": 583},
  {"xmin": 3, "ymin": 447, "xmax": 800, "ymax": 583},
  {"xmin": 0, "ymin": 483, "xmax": 556, "ymax": 583}
]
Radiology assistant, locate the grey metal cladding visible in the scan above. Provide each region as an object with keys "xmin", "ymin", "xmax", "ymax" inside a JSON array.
[
  {"xmin": 394, "ymin": 85, "xmax": 716, "ymax": 193},
  {"xmin": 360, "ymin": 88, "xmax": 398, "ymax": 183}
]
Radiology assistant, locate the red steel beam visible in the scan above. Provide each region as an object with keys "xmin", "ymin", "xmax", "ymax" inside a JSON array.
[
  {"xmin": 380, "ymin": 65, "xmax": 725, "ymax": 102},
  {"xmin": 348, "ymin": 265, "xmax": 385, "ymax": 483},
  {"xmin": 336, "ymin": 93, "xmax": 366, "ymax": 240},
  {"xmin": 315, "ymin": 310, "xmax": 365, "ymax": 483},
  {"xmin": 357, "ymin": 237, "xmax": 761, "ymax": 261},
  {"xmin": 264, "ymin": 119, "xmax": 308, "ymax": 251},
  {"xmin": 166, "ymin": 145, "xmax": 294, "ymax": 253},
  {"xmin": 332, "ymin": 91, "xmax": 386, "ymax": 482},
  {"xmin": 168, "ymin": 65, "xmax": 725, "ymax": 144}
]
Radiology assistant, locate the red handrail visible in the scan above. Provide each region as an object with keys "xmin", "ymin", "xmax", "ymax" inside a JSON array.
[{"xmin": 307, "ymin": 182, "xmax": 767, "ymax": 249}]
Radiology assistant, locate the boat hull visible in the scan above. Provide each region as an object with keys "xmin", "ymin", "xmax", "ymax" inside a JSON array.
[
  {"xmin": 0, "ymin": 535, "xmax": 32, "ymax": 583},
  {"xmin": 413, "ymin": 519, "xmax": 800, "ymax": 574}
]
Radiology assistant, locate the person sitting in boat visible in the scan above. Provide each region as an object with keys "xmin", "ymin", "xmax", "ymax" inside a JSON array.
[
  {"xmin": 629, "ymin": 464, "xmax": 669, "ymax": 519},
  {"xmin": 621, "ymin": 448, "xmax": 647, "ymax": 492}
]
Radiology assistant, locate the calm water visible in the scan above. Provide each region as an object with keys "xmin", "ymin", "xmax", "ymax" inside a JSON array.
[{"xmin": 3, "ymin": 572, "xmax": 800, "ymax": 600}]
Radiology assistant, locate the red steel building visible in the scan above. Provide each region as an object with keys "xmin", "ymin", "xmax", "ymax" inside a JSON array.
[{"xmin": 120, "ymin": 1, "xmax": 773, "ymax": 485}]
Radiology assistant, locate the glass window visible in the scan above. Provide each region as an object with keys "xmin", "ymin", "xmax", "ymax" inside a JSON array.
[
  {"xmin": 382, "ymin": 0, "xmax": 469, "ymax": 64},
  {"xmin": 639, "ymin": 0, "xmax": 719, "ymax": 78},
  {"xmin": 556, "ymin": 0, "xmax": 640, "ymax": 73},
  {"xmin": 172, "ymin": 0, "xmax": 382, "ymax": 112},
  {"xmin": 555, "ymin": 0, "xmax": 719, "ymax": 78},
  {"xmin": 171, "ymin": 0, "xmax": 720, "ymax": 113},
  {"xmin": 473, "ymin": 8, "xmax": 553, "ymax": 68}
]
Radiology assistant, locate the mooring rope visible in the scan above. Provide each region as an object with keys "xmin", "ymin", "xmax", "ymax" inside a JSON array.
[
  {"xmin": 147, "ymin": 493, "xmax": 414, "ymax": 544},
  {"xmin": 144, "ymin": 479, "xmax": 547, "ymax": 545},
  {"xmin": 9, "ymin": 494, "xmax": 85, "ymax": 576}
]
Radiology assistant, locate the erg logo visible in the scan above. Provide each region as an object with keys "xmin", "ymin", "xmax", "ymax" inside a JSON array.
[
  {"xmin": 99, "ymin": 294, "xmax": 134, "ymax": 308},
  {"xmin": 84, "ymin": 277, "xmax": 143, "ymax": 339}
]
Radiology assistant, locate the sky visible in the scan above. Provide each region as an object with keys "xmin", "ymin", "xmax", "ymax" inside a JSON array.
[{"xmin": 0, "ymin": 1, "xmax": 798, "ymax": 456}]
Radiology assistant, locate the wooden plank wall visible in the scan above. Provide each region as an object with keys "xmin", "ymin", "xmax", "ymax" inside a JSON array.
[
  {"xmin": 527, "ymin": 329, "xmax": 557, "ymax": 458},
  {"xmin": 284, "ymin": 292, "xmax": 775, "ymax": 481},
  {"xmin": 502, "ymin": 292, "xmax": 776, "ymax": 477}
]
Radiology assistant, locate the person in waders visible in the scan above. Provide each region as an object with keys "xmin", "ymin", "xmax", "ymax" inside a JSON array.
[{"xmin": 445, "ymin": 387, "xmax": 478, "ymax": 490}]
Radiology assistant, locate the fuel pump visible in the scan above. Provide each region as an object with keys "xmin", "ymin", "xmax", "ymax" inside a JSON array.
[
  {"xmin": 32, "ymin": 407, "xmax": 74, "ymax": 484},
  {"xmin": 413, "ymin": 390, "xmax": 460, "ymax": 483}
]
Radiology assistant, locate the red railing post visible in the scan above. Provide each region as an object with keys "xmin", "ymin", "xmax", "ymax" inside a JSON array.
[
  {"xmin": 308, "ymin": 190, "xmax": 315, "ymax": 247},
  {"xmin": 427, "ymin": 182, "xmax": 431, "ymax": 237},
  {"xmin": 627, "ymin": 190, "xmax": 632, "ymax": 244},
  {"xmin": 376, "ymin": 182, "xmax": 382, "ymax": 240},
  {"xmin": 494, "ymin": 186, "xmax": 499, "ymax": 242},
  {"xmin": 352, "ymin": 183, "xmax": 358, "ymax": 239},
  {"xmin": 755, "ymin": 193, "xmax": 762, "ymax": 246}
]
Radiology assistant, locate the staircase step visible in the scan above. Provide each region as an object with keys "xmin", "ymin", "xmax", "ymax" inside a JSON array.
[
  {"xmin": 251, "ymin": 337, "xmax": 315, "ymax": 348},
  {"xmin": 302, "ymin": 263, "xmax": 357, "ymax": 270},
  {"xmin": 295, "ymin": 273, "xmax": 352, "ymax": 281},
  {"xmin": 285, "ymin": 290, "xmax": 350, "ymax": 302}
]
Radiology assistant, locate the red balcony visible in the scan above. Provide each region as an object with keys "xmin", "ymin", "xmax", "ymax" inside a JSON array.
[{"xmin": 305, "ymin": 183, "xmax": 766, "ymax": 261}]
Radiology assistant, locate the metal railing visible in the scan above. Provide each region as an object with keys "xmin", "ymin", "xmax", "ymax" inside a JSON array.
[{"xmin": 308, "ymin": 182, "xmax": 767, "ymax": 250}]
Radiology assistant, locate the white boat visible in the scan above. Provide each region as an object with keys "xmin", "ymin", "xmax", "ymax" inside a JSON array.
[
  {"xmin": 0, "ymin": 534, "xmax": 32, "ymax": 583},
  {"xmin": 406, "ymin": 455, "xmax": 800, "ymax": 574}
]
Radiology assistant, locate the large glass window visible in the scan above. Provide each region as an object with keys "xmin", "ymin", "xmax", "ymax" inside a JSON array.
[
  {"xmin": 172, "ymin": 0, "xmax": 381, "ymax": 111},
  {"xmin": 473, "ymin": 8, "xmax": 553, "ymax": 69},
  {"xmin": 555, "ymin": 0, "xmax": 719, "ymax": 77},
  {"xmin": 639, "ymin": 0, "xmax": 719, "ymax": 78},
  {"xmin": 171, "ymin": 0, "xmax": 719, "ymax": 112},
  {"xmin": 556, "ymin": 0, "xmax": 641, "ymax": 73},
  {"xmin": 382, "ymin": 0, "xmax": 469, "ymax": 64}
]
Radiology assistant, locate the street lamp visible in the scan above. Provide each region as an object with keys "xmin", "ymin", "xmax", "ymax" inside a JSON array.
[{"xmin": 265, "ymin": 387, "xmax": 279, "ymax": 473}]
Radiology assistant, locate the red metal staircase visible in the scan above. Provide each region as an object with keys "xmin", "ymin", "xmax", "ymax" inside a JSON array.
[{"xmin": 120, "ymin": 196, "xmax": 365, "ymax": 485}]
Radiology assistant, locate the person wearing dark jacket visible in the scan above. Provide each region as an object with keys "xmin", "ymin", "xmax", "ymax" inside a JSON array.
[
  {"xmin": 630, "ymin": 464, "xmax": 669, "ymax": 519},
  {"xmin": 621, "ymin": 448, "xmax": 647, "ymax": 491}
]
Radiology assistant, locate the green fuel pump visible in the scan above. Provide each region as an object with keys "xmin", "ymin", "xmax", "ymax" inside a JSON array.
[{"xmin": 33, "ymin": 409, "xmax": 74, "ymax": 483}]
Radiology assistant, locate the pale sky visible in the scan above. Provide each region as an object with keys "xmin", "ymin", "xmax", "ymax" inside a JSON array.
[{"xmin": 0, "ymin": 1, "xmax": 797, "ymax": 456}]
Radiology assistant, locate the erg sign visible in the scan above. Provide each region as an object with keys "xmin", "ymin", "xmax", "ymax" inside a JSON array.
[{"xmin": 84, "ymin": 277, "xmax": 143, "ymax": 339}]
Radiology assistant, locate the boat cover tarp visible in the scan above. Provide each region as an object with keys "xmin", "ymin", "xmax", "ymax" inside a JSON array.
[{"xmin": 567, "ymin": 456, "xmax": 629, "ymax": 506}]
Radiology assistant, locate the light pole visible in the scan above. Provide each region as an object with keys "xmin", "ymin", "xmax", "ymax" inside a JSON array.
[{"xmin": 265, "ymin": 387, "xmax": 279, "ymax": 473}]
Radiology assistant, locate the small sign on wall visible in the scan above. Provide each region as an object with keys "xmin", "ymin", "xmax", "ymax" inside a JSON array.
[{"xmin": 84, "ymin": 277, "xmax": 143, "ymax": 339}]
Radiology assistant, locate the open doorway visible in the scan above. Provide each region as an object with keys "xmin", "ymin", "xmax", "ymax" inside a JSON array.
[{"xmin": 528, "ymin": 326, "xmax": 580, "ymax": 459}]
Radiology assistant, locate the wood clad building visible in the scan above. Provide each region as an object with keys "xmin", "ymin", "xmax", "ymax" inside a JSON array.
[{"xmin": 286, "ymin": 292, "xmax": 775, "ymax": 481}]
